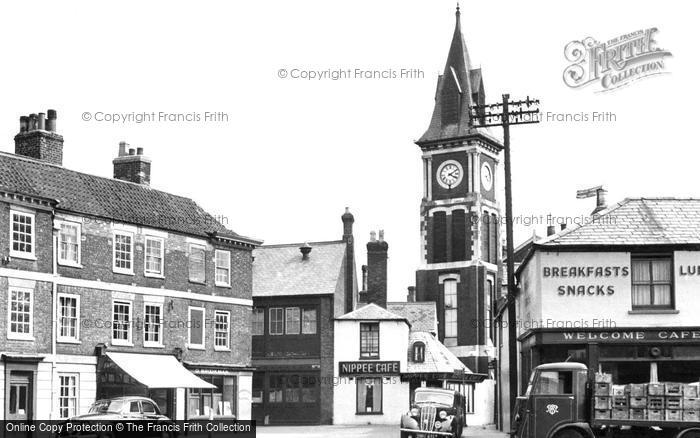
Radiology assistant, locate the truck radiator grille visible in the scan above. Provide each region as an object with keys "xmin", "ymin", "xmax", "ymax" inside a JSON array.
[{"xmin": 420, "ymin": 406, "xmax": 437, "ymax": 431}]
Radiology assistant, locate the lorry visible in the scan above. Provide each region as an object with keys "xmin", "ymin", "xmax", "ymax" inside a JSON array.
[{"xmin": 512, "ymin": 362, "xmax": 700, "ymax": 438}]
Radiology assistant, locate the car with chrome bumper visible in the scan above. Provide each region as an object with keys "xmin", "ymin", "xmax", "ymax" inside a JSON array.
[{"xmin": 400, "ymin": 388, "xmax": 466, "ymax": 438}]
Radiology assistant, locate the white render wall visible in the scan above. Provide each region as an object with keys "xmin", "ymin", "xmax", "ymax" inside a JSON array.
[{"xmin": 333, "ymin": 319, "xmax": 410, "ymax": 425}]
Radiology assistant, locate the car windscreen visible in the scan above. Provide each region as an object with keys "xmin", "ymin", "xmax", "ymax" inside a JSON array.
[
  {"xmin": 414, "ymin": 391, "xmax": 453, "ymax": 406},
  {"xmin": 89, "ymin": 400, "xmax": 125, "ymax": 413}
]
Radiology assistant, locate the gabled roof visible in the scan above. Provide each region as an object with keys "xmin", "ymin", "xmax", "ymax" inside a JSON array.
[
  {"xmin": 407, "ymin": 331, "xmax": 471, "ymax": 374},
  {"xmin": 387, "ymin": 302, "xmax": 437, "ymax": 334},
  {"xmin": 0, "ymin": 152, "xmax": 259, "ymax": 244},
  {"xmin": 336, "ymin": 303, "xmax": 409, "ymax": 324},
  {"xmin": 418, "ymin": 7, "xmax": 480, "ymax": 144},
  {"xmin": 538, "ymin": 198, "xmax": 700, "ymax": 247},
  {"xmin": 253, "ymin": 241, "xmax": 348, "ymax": 297}
]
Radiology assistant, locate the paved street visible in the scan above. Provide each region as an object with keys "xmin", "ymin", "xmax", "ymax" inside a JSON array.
[{"xmin": 257, "ymin": 425, "xmax": 509, "ymax": 438}]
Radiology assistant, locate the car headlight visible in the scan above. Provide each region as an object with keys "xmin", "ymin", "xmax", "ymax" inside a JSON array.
[
  {"xmin": 410, "ymin": 408, "xmax": 419, "ymax": 417},
  {"xmin": 434, "ymin": 421, "xmax": 442, "ymax": 429},
  {"xmin": 439, "ymin": 410, "xmax": 447, "ymax": 419}
]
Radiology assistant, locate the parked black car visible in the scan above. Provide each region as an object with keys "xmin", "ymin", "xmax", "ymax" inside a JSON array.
[
  {"xmin": 400, "ymin": 388, "xmax": 466, "ymax": 438},
  {"xmin": 58, "ymin": 396, "xmax": 176, "ymax": 438}
]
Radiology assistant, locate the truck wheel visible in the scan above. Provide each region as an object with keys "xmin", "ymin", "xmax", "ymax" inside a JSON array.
[
  {"xmin": 553, "ymin": 429, "xmax": 585, "ymax": 438},
  {"xmin": 678, "ymin": 430, "xmax": 700, "ymax": 438}
]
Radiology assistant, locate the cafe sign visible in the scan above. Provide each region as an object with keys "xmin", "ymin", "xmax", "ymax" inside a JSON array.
[
  {"xmin": 339, "ymin": 361, "xmax": 400, "ymax": 376},
  {"xmin": 539, "ymin": 329, "xmax": 700, "ymax": 345}
]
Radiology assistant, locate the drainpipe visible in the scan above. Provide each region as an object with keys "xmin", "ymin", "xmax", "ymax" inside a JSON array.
[{"xmin": 50, "ymin": 219, "xmax": 59, "ymax": 419}]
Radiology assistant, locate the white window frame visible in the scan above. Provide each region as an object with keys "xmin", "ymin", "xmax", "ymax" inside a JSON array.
[
  {"xmin": 215, "ymin": 250, "xmax": 231, "ymax": 287},
  {"xmin": 252, "ymin": 308, "xmax": 265, "ymax": 336},
  {"xmin": 144, "ymin": 236, "xmax": 165, "ymax": 278},
  {"xmin": 111, "ymin": 299, "xmax": 133, "ymax": 346},
  {"xmin": 57, "ymin": 293, "xmax": 81, "ymax": 343},
  {"xmin": 57, "ymin": 220, "xmax": 82, "ymax": 267},
  {"xmin": 112, "ymin": 230, "xmax": 134, "ymax": 275},
  {"xmin": 269, "ymin": 308, "xmax": 284, "ymax": 336},
  {"xmin": 143, "ymin": 303, "xmax": 164, "ymax": 348},
  {"xmin": 7, "ymin": 287, "xmax": 34, "ymax": 340},
  {"xmin": 285, "ymin": 307, "xmax": 301, "ymax": 335},
  {"xmin": 302, "ymin": 308, "xmax": 317, "ymax": 334},
  {"xmin": 188, "ymin": 244, "xmax": 207, "ymax": 283},
  {"xmin": 58, "ymin": 373, "xmax": 79, "ymax": 419},
  {"xmin": 188, "ymin": 306, "xmax": 206, "ymax": 350},
  {"xmin": 214, "ymin": 310, "xmax": 231, "ymax": 351},
  {"xmin": 9, "ymin": 208, "xmax": 36, "ymax": 260}
]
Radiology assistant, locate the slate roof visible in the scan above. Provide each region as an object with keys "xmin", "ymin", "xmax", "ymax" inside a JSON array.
[
  {"xmin": 387, "ymin": 302, "xmax": 438, "ymax": 334},
  {"xmin": 538, "ymin": 198, "xmax": 700, "ymax": 246},
  {"xmin": 336, "ymin": 303, "xmax": 409, "ymax": 323},
  {"xmin": 0, "ymin": 152, "xmax": 258, "ymax": 243},
  {"xmin": 406, "ymin": 331, "xmax": 471, "ymax": 374},
  {"xmin": 253, "ymin": 241, "xmax": 347, "ymax": 297}
]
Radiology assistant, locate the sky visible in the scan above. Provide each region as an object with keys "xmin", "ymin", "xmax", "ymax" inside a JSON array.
[{"xmin": 0, "ymin": 1, "xmax": 697, "ymax": 302}]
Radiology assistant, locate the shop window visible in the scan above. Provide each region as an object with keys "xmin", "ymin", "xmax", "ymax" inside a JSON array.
[
  {"xmin": 356, "ymin": 378, "xmax": 382, "ymax": 414},
  {"xmin": 444, "ymin": 279, "xmax": 458, "ymax": 345},
  {"xmin": 533, "ymin": 371, "xmax": 573, "ymax": 395},
  {"xmin": 285, "ymin": 375, "xmax": 301, "ymax": 403},
  {"xmin": 285, "ymin": 307, "xmax": 300, "ymax": 334},
  {"xmin": 360, "ymin": 323, "xmax": 380, "ymax": 359},
  {"xmin": 58, "ymin": 294, "xmax": 80, "ymax": 342},
  {"xmin": 188, "ymin": 307, "xmax": 205, "ymax": 349},
  {"xmin": 302, "ymin": 308, "xmax": 317, "ymax": 334},
  {"xmin": 301, "ymin": 376, "xmax": 318, "ymax": 403},
  {"xmin": 252, "ymin": 308, "xmax": 265, "ymax": 336},
  {"xmin": 269, "ymin": 375, "xmax": 284, "ymax": 403},
  {"xmin": 58, "ymin": 221, "xmax": 81, "ymax": 266},
  {"xmin": 58, "ymin": 374, "xmax": 78, "ymax": 419},
  {"xmin": 188, "ymin": 375, "xmax": 236, "ymax": 418},
  {"xmin": 10, "ymin": 209, "xmax": 35, "ymax": 258},
  {"xmin": 632, "ymin": 257, "xmax": 673, "ymax": 309},
  {"xmin": 188, "ymin": 244, "xmax": 206, "ymax": 283},
  {"xmin": 269, "ymin": 308, "xmax": 284, "ymax": 335},
  {"xmin": 413, "ymin": 342, "xmax": 425, "ymax": 362}
]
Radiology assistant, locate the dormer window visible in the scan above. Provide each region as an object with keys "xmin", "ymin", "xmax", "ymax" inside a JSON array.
[{"xmin": 413, "ymin": 342, "xmax": 425, "ymax": 363}]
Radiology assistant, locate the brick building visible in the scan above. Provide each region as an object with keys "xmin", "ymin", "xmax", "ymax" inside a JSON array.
[
  {"xmin": 0, "ymin": 110, "xmax": 261, "ymax": 420},
  {"xmin": 250, "ymin": 209, "xmax": 356, "ymax": 424},
  {"xmin": 412, "ymin": 7, "xmax": 503, "ymax": 425}
]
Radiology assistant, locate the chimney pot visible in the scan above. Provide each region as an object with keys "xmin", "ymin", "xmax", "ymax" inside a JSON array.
[
  {"xmin": 300, "ymin": 242, "xmax": 312, "ymax": 259},
  {"xmin": 370, "ymin": 231, "xmax": 377, "ymax": 242},
  {"xmin": 29, "ymin": 114, "xmax": 38, "ymax": 131},
  {"xmin": 560, "ymin": 223, "xmax": 567, "ymax": 231},
  {"xmin": 118, "ymin": 141, "xmax": 128, "ymax": 157},
  {"xmin": 378, "ymin": 230, "xmax": 385, "ymax": 242},
  {"xmin": 137, "ymin": 147, "xmax": 144, "ymax": 155},
  {"xmin": 46, "ymin": 109, "xmax": 57, "ymax": 131},
  {"xmin": 407, "ymin": 286, "xmax": 416, "ymax": 302},
  {"xmin": 37, "ymin": 113, "xmax": 46, "ymax": 130},
  {"xmin": 128, "ymin": 148, "xmax": 136, "ymax": 155},
  {"xmin": 547, "ymin": 225, "xmax": 556, "ymax": 236},
  {"xmin": 19, "ymin": 116, "xmax": 28, "ymax": 133}
]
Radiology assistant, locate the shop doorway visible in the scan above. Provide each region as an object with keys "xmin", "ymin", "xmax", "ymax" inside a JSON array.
[{"xmin": 7, "ymin": 372, "xmax": 32, "ymax": 421}]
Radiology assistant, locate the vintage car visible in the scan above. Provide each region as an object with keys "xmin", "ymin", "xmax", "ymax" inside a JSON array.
[
  {"xmin": 400, "ymin": 388, "xmax": 466, "ymax": 438},
  {"xmin": 58, "ymin": 396, "xmax": 176, "ymax": 437}
]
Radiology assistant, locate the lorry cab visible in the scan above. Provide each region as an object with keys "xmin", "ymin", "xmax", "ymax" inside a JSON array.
[{"xmin": 514, "ymin": 362, "xmax": 591, "ymax": 438}]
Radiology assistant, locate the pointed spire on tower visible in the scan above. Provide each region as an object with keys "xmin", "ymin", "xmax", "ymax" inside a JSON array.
[{"xmin": 417, "ymin": 6, "xmax": 485, "ymax": 145}]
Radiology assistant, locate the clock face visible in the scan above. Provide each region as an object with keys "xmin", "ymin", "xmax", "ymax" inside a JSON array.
[
  {"xmin": 481, "ymin": 162, "xmax": 493, "ymax": 191},
  {"xmin": 436, "ymin": 160, "xmax": 463, "ymax": 189}
]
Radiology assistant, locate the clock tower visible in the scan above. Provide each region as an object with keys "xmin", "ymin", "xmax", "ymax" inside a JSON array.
[{"xmin": 414, "ymin": 6, "xmax": 503, "ymax": 379}]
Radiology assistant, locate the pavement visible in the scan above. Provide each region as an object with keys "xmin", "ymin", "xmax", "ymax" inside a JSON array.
[{"xmin": 257, "ymin": 424, "xmax": 509, "ymax": 438}]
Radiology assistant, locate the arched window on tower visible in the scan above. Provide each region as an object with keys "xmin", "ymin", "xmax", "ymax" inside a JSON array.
[
  {"xmin": 432, "ymin": 211, "xmax": 448, "ymax": 263},
  {"xmin": 412, "ymin": 342, "xmax": 426, "ymax": 363}
]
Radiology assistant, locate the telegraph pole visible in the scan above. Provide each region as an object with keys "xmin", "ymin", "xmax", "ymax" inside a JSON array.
[{"xmin": 470, "ymin": 94, "xmax": 540, "ymax": 423}]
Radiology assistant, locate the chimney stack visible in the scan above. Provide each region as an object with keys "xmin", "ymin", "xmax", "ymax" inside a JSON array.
[
  {"xmin": 341, "ymin": 207, "xmax": 355, "ymax": 313},
  {"xmin": 593, "ymin": 188, "xmax": 607, "ymax": 214},
  {"xmin": 113, "ymin": 142, "xmax": 152, "ymax": 185},
  {"xmin": 407, "ymin": 286, "xmax": 416, "ymax": 302},
  {"xmin": 366, "ymin": 230, "xmax": 389, "ymax": 308},
  {"xmin": 14, "ymin": 109, "xmax": 64, "ymax": 165},
  {"xmin": 547, "ymin": 225, "xmax": 556, "ymax": 236}
]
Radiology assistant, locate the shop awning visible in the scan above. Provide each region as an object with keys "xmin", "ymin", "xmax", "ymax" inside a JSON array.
[{"xmin": 105, "ymin": 352, "xmax": 216, "ymax": 389}]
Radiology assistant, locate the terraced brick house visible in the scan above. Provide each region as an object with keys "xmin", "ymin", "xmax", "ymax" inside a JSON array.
[{"xmin": 0, "ymin": 110, "xmax": 261, "ymax": 421}]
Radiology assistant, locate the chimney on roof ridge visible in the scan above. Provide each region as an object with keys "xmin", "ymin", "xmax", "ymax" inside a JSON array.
[
  {"xmin": 547, "ymin": 225, "xmax": 556, "ymax": 236},
  {"xmin": 113, "ymin": 141, "xmax": 151, "ymax": 185},
  {"xmin": 407, "ymin": 286, "xmax": 416, "ymax": 302},
  {"xmin": 366, "ymin": 230, "xmax": 389, "ymax": 308},
  {"xmin": 14, "ymin": 109, "xmax": 63, "ymax": 165},
  {"xmin": 576, "ymin": 185, "xmax": 608, "ymax": 215},
  {"xmin": 300, "ymin": 242, "xmax": 312, "ymax": 260}
]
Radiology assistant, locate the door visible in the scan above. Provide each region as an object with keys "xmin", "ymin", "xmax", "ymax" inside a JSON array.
[
  {"xmin": 527, "ymin": 370, "xmax": 575, "ymax": 438},
  {"xmin": 7, "ymin": 375, "xmax": 30, "ymax": 421}
]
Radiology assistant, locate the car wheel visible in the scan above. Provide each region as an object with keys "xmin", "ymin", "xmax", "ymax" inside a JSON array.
[{"xmin": 553, "ymin": 428, "xmax": 585, "ymax": 438}]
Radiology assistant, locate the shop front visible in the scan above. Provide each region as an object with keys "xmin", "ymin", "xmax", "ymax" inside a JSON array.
[{"xmin": 520, "ymin": 327, "xmax": 700, "ymax": 388}]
